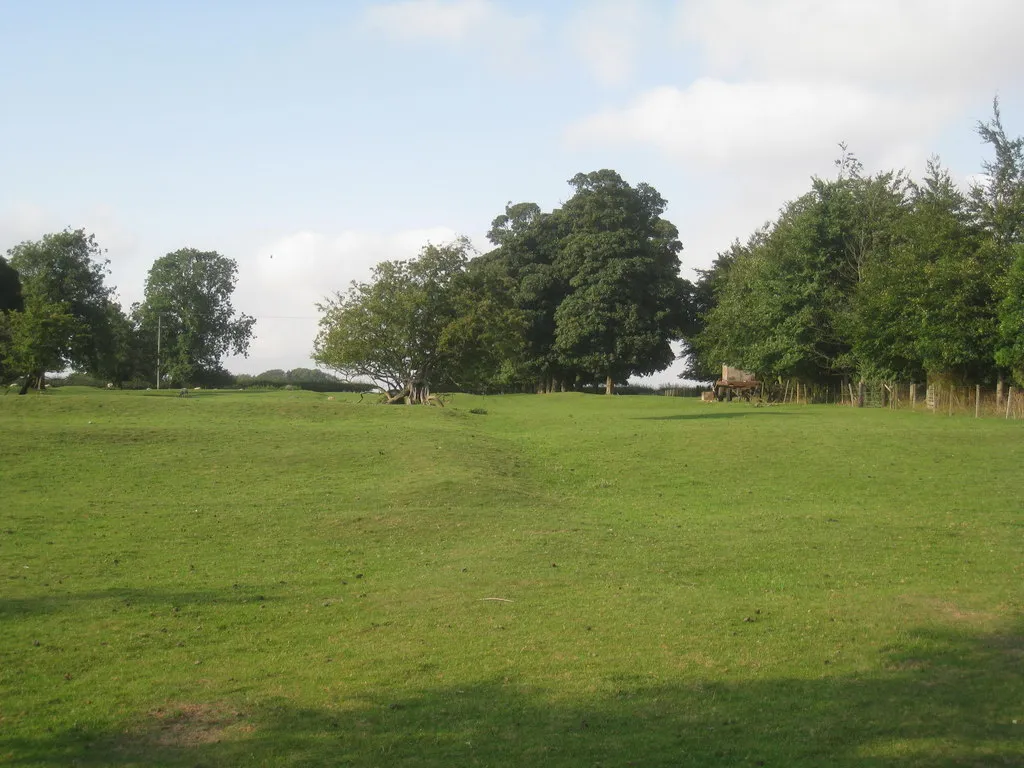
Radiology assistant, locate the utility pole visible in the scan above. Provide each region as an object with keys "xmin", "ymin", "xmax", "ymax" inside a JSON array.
[{"xmin": 156, "ymin": 314, "xmax": 161, "ymax": 390}]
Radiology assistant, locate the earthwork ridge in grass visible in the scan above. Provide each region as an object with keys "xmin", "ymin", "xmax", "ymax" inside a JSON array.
[{"xmin": 0, "ymin": 389, "xmax": 1021, "ymax": 767}]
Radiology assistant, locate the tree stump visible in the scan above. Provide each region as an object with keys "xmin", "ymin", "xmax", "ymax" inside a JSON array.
[{"xmin": 385, "ymin": 370, "xmax": 440, "ymax": 405}]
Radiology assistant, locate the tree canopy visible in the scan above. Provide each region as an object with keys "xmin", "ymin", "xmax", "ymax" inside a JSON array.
[
  {"xmin": 687, "ymin": 99, "xmax": 1024, "ymax": 390},
  {"xmin": 478, "ymin": 171, "xmax": 692, "ymax": 393},
  {"xmin": 315, "ymin": 173, "xmax": 693, "ymax": 396},
  {"xmin": 2, "ymin": 230, "xmax": 117, "ymax": 389},
  {"xmin": 553, "ymin": 171, "xmax": 692, "ymax": 393},
  {"xmin": 314, "ymin": 238, "xmax": 525, "ymax": 394},
  {"xmin": 4, "ymin": 98, "xmax": 1023, "ymax": 396},
  {"xmin": 135, "ymin": 249, "xmax": 256, "ymax": 387},
  {"xmin": 0, "ymin": 256, "xmax": 23, "ymax": 314}
]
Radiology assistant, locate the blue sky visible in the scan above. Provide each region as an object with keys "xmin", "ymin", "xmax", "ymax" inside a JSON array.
[{"xmin": 2, "ymin": 0, "xmax": 1023, "ymax": 380}]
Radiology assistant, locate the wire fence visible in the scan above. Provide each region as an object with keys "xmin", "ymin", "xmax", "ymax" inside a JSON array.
[{"xmin": 771, "ymin": 379, "xmax": 1024, "ymax": 419}]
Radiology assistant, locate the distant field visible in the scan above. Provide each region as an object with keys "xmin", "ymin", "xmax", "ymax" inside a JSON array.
[{"xmin": 1, "ymin": 388, "xmax": 1021, "ymax": 767}]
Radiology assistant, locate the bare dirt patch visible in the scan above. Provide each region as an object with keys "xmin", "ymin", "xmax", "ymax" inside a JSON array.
[
  {"xmin": 120, "ymin": 702, "xmax": 252, "ymax": 751},
  {"xmin": 896, "ymin": 595, "xmax": 1001, "ymax": 628}
]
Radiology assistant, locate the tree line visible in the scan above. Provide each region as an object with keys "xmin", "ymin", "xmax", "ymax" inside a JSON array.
[
  {"xmin": 0, "ymin": 237, "xmax": 254, "ymax": 393},
  {"xmin": 314, "ymin": 102, "xmax": 1024, "ymax": 399},
  {"xmin": 314, "ymin": 170, "xmax": 695, "ymax": 395},
  {"xmin": 686, "ymin": 100, "xmax": 1024, "ymax": 395},
  {"xmin": 4, "ymin": 101, "xmax": 1020, "ymax": 398}
]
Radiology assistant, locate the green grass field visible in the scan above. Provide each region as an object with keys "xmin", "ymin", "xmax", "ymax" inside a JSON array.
[{"xmin": 1, "ymin": 388, "xmax": 1021, "ymax": 766}]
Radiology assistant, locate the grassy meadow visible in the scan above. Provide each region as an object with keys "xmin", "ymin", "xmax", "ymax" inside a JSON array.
[{"xmin": 0, "ymin": 388, "xmax": 1021, "ymax": 766}]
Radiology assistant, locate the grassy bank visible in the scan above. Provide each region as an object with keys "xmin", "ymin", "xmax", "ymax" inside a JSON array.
[{"xmin": 1, "ymin": 389, "xmax": 1021, "ymax": 766}]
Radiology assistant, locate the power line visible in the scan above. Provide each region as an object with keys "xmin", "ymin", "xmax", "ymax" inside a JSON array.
[{"xmin": 249, "ymin": 315, "xmax": 319, "ymax": 320}]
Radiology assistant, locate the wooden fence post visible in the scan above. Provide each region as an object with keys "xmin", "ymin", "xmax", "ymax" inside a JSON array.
[
  {"xmin": 976, "ymin": 384, "xmax": 981, "ymax": 418},
  {"xmin": 1007, "ymin": 386, "xmax": 1014, "ymax": 420},
  {"xmin": 910, "ymin": 383, "xmax": 917, "ymax": 410}
]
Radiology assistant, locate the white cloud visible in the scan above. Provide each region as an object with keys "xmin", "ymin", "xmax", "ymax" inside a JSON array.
[
  {"xmin": 558, "ymin": 0, "xmax": 1024, "ymax": 281},
  {"xmin": 566, "ymin": 0, "xmax": 1022, "ymax": 175},
  {"xmin": 362, "ymin": 0, "xmax": 540, "ymax": 70},
  {"xmin": 364, "ymin": 0, "xmax": 494, "ymax": 43},
  {"xmin": 676, "ymin": 0, "xmax": 1024, "ymax": 96},
  {"xmin": 565, "ymin": 79, "xmax": 951, "ymax": 173},
  {"xmin": 567, "ymin": 1, "xmax": 653, "ymax": 87}
]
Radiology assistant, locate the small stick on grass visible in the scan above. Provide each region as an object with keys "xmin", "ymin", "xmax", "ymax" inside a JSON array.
[{"xmin": 479, "ymin": 597, "xmax": 514, "ymax": 602}]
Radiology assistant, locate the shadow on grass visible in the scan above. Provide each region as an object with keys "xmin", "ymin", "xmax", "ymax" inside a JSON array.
[
  {"xmin": 0, "ymin": 587, "xmax": 278, "ymax": 618},
  {"xmin": 641, "ymin": 409, "xmax": 800, "ymax": 421},
  {"xmin": 4, "ymin": 623, "xmax": 1020, "ymax": 767}
]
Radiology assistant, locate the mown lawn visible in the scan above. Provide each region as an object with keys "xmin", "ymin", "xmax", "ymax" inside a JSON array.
[{"xmin": 0, "ymin": 388, "xmax": 1021, "ymax": 766}]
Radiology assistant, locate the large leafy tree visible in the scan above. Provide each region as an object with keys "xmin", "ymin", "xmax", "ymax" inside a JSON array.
[
  {"xmin": 971, "ymin": 98, "xmax": 1024, "ymax": 250},
  {"xmin": 445, "ymin": 253, "xmax": 528, "ymax": 391},
  {"xmin": 695, "ymin": 208, "xmax": 822, "ymax": 382},
  {"xmin": 0, "ymin": 256, "xmax": 24, "ymax": 383},
  {"xmin": 696, "ymin": 157, "xmax": 911, "ymax": 385},
  {"xmin": 850, "ymin": 159, "xmax": 985, "ymax": 383},
  {"xmin": 972, "ymin": 99, "xmax": 1024, "ymax": 385},
  {"xmin": 996, "ymin": 245, "xmax": 1024, "ymax": 383},
  {"xmin": 314, "ymin": 238, "xmax": 525, "ymax": 395},
  {"xmin": 92, "ymin": 302, "xmax": 148, "ymax": 387},
  {"xmin": 3, "ymin": 301, "xmax": 79, "ymax": 390},
  {"xmin": 481, "ymin": 202, "xmax": 570, "ymax": 391},
  {"xmin": 136, "ymin": 249, "xmax": 255, "ymax": 387},
  {"xmin": 553, "ymin": 170, "xmax": 692, "ymax": 394},
  {"xmin": 4, "ymin": 229, "xmax": 116, "ymax": 390},
  {"xmin": 682, "ymin": 239, "xmax": 745, "ymax": 381},
  {"xmin": 0, "ymin": 256, "xmax": 22, "ymax": 314},
  {"xmin": 909, "ymin": 163, "xmax": 992, "ymax": 383}
]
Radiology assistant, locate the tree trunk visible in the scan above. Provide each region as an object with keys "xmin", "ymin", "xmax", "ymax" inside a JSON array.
[
  {"xmin": 605, "ymin": 375, "xmax": 614, "ymax": 395},
  {"xmin": 386, "ymin": 373, "xmax": 434, "ymax": 405},
  {"xmin": 18, "ymin": 370, "xmax": 42, "ymax": 396}
]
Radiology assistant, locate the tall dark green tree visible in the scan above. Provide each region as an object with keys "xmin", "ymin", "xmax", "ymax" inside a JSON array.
[
  {"xmin": 682, "ymin": 239, "xmax": 745, "ymax": 381},
  {"xmin": 92, "ymin": 302, "xmax": 148, "ymax": 387},
  {"xmin": 0, "ymin": 256, "xmax": 24, "ymax": 383},
  {"xmin": 0, "ymin": 256, "xmax": 23, "ymax": 314},
  {"xmin": 910, "ymin": 162, "xmax": 991, "ymax": 383},
  {"xmin": 481, "ymin": 202, "xmax": 570, "ymax": 391},
  {"xmin": 972, "ymin": 99, "xmax": 1024, "ymax": 386},
  {"xmin": 5, "ymin": 230, "xmax": 116, "ymax": 391},
  {"xmin": 848, "ymin": 159, "xmax": 986, "ymax": 384},
  {"xmin": 136, "ymin": 249, "xmax": 255, "ymax": 387},
  {"xmin": 971, "ymin": 98, "xmax": 1024, "ymax": 249},
  {"xmin": 552, "ymin": 170, "xmax": 692, "ymax": 394},
  {"xmin": 996, "ymin": 245, "xmax": 1024, "ymax": 383},
  {"xmin": 696, "ymin": 156, "xmax": 911, "ymax": 386}
]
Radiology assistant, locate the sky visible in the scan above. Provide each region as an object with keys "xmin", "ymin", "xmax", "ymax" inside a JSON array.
[{"xmin": 2, "ymin": 0, "xmax": 1023, "ymax": 383}]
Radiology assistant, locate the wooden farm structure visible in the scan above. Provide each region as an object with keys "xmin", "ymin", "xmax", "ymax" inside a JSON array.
[{"xmin": 712, "ymin": 365, "xmax": 761, "ymax": 401}]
